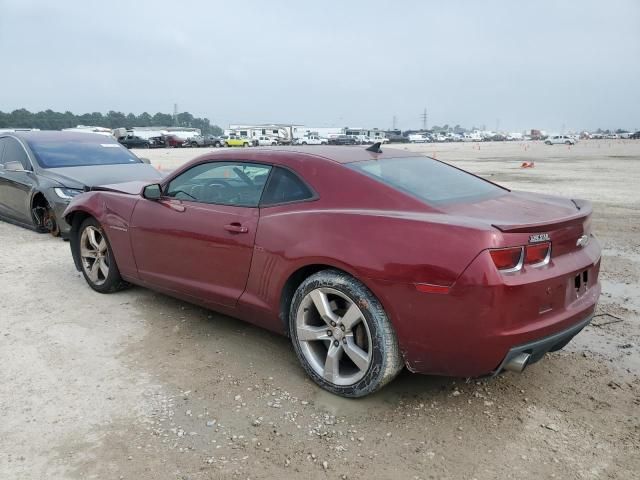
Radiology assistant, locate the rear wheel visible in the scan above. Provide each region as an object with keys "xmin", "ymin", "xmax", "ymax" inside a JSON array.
[
  {"xmin": 289, "ymin": 269, "xmax": 403, "ymax": 397},
  {"xmin": 78, "ymin": 217, "xmax": 128, "ymax": 293},
  {"xmin": 545, "ymin": 140, "xmax": 552, "ymax": 145}
]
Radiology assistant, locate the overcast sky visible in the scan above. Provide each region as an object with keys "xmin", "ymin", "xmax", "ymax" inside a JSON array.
[{"xmin": 1, "ymin": 0, "xmax": 638, "ymax": 132}]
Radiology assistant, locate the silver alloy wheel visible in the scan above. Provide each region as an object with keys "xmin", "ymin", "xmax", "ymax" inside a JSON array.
[
  {"xmin": 80, "ymin": 226, "xmax": 110, "ymax": 286},
  {"xmin": 295, "ymin": 287, "xmax": 372, "ymax": 386}
]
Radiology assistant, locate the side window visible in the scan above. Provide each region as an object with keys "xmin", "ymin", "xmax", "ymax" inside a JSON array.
[
  {"xmin": 166, "ymin": 162, "xmax": 271, "ymax": 207},
  {"xmin": 2, "ymin": 138, "xmax": 31, "ymax": 169},
  {"xmin": 261, "ymin": 167, "xmax": 314, "ymax": 206}
]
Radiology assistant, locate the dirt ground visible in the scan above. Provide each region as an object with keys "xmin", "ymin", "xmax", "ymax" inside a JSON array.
[{"xmin": 1, "ymin": 140, "xmax": 638, "ymax": 480}]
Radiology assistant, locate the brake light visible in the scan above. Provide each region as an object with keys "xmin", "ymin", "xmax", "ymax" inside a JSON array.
[
  {"xmin": 525, "ymin": 241, "xmax": 551, "ymax": 266},
  {"xmin": 489, "ymin": 247, "xmax": 523, "ymax": 271}
]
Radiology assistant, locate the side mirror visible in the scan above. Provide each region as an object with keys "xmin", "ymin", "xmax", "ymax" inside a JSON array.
[
  {"xmin": 142, "ymin": 184, "xmax": 162, "ymax": 200},
  {"xmin": 4, "ymin": 161, "xmax": 29, "ymax": 172},
  {"xmin": 139, "ymin": 157, "xmax": 151, "ymax": 164}
]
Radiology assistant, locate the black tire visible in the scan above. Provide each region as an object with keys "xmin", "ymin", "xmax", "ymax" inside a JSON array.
[
  {"xmin": 545, "ymin": 140, "xmax": 552, "ymax": 145},
  {"xmin": 191, "ymin": 142, "xmax": 199, "ymax": 148},
  {"xmin": 564, "ymin": 140, "xmax": 571, "ymax": 145},
  {"xmin": 77, "ymin": 217, "xmax": 129, "ymax": 293},
  {"xmin": 289, "ymin": 269, "xmax": 403, "ymax": 397},
  {"xmin": 215, "ymin": 141, "xmax": 221, "ymax": 148}
]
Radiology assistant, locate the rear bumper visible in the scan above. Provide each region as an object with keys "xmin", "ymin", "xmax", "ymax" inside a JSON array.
[
  {"xmin": 493, "ymin": 313, "xmax": 592, "ymax": 375},
  {"xmin": 365, "ymin": 236, "xmax": 601, "ymax": 377}
]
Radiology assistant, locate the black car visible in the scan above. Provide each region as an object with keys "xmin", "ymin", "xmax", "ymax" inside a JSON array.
[
  {"xmin": 118, "ymin": 135, "xmax": 150, "ymax": 149},
  {"xmin": 631, "ymin": 131, "xmax": 640, "ymax": 139},
  {"xmin": 328, "ymin": 135, "xmax": 358, "ymax": 145},
  {"xmin": 0, "ymin": 131, "xmax": 162, "ymax": 237},
  {"xmin": 148, "ymin": 136, "xmax": 167, "ymax": 148}
]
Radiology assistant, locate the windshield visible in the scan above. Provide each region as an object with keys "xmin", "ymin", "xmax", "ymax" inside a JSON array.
[
  {"xmin": 349, "ymin": 156, "xmax": 506, "ymax": 205},
  {"xmin": 27, "ymin": 139, "xmax": 142, "ymax": 168}
]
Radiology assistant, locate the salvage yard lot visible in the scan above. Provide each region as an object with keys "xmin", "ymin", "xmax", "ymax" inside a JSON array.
[{"xmin": 1, "ymin": 140, "xmax": 638, "ymax": 479}]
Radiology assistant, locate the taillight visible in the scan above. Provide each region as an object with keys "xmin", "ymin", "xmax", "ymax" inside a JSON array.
[
  {"xmin": 525, "ymin": 241, "xmax": 551, "ymax": 266},
  {"xmin": 489, "ymin": 246, "xmax": 523, "ymax": 272}
]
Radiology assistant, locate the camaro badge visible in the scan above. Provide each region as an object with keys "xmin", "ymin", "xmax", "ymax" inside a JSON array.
[
  {"xmin": 529, "ymin": 233, "xmax": 550, "ymax": 243},
  {"xmin": 576, "ymin": 235, "xmax": 590, "ymax": 247}
]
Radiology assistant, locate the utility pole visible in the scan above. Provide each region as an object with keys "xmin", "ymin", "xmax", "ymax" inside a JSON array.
[
  {"xmin": 420, "ymin": 107, "xmax": 428, "ymax": 131},
  {"xmin": 392, "ymin": 115, "xmax": 397, "ymax": 130},
  {"xmin": 173, "ymin": 103, "xmax": 178, "ymax": 126}
]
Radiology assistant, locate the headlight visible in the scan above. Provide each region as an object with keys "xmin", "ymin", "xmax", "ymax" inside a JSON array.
[{"xmin": 54, "ymin": 187, "xmax": 83, "ymax": 199}]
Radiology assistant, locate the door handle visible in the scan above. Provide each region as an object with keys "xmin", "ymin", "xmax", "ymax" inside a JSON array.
[{"xmin": 224, "ymin": 223, "xmax": 248, "ymax": 233}]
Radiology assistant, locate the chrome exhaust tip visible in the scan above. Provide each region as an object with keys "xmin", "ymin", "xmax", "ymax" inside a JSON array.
[{"xmin": 503, "ymin": 353, "xmax": 530, "ymax": 373}]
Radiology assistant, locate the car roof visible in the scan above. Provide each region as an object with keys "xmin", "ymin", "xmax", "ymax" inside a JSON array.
[
  {"xmin": 196, "ymin": 145, "xmax": 424, "ymax": 166},
  {"xmin": 3, "ymin": 130, "xmax": 118, "ymax": 143}
]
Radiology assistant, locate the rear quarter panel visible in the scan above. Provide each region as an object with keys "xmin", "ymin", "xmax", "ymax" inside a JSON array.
[{"xmin": 241, "ymin": 204, "xmax": 495, "ymax": 335}]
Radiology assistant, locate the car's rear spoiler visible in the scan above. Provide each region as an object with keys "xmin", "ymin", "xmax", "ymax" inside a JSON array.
[{"xmin": 492, "ymin": 200, "xmax": 592, "ymax": 233}]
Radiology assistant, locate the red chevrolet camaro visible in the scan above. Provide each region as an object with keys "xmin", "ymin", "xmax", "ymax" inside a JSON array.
[{"xmin": 64, "ymin": 146, "xmax": 601, "ymax": 397}]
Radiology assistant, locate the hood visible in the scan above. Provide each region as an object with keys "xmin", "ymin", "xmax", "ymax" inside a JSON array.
[
  {"xmin": 39, "ymin": 163, "xmax": 163, "ymax": 189},
  {"xmin": 91, "ymin": 181, "xmax": 152, "ymax": 195}
]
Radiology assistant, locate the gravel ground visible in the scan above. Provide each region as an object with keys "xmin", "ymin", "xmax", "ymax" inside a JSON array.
[{"xmin": 0, "ymin": 140, "xmax": 638, "ymax": 479}]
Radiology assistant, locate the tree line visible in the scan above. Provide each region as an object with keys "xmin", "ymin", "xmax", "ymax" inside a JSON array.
[{"xmin": 0, "ymin": 109, "xmax": 223, "ymax": 136}]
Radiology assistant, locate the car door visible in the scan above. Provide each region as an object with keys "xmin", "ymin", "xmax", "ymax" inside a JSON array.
[
  {"xmin": 0, "ymin": 137, "xmax": 36, "ymax": 224},
  {"xmin": 130, "ymin": 160, "xmax": 272, "ymax": 307}
]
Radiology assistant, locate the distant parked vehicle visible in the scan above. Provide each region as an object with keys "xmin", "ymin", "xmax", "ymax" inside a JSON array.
[
  {"xmin": 328, "ymin": 135, "xmax": 358, "ymax": 145},
  {"xmin": 118, "ymin": 135, "xmax": 150, "ymax": 149},
  {"xmin": 604, "ymin": 133, "xmax": 619, "ymax": 140},
  {"xmin": 409, "ymin": 134, "xmax": 429, "ymax": 143},
  {"xmin": 224, "ymin": 135, "xmax": 252, "ymax": 147},
  {"xmin": 545, "ymin": 135, "xmax": 576, "ymax": 145},
  {"xmin": 488, "ymin": 134, "xmax": 507, "ymax": 142},
  {"xmin": 148, "ymin": 136, "xmax": 166, "ymax": 148},
  {"xmin": 298, "ymin": 135, "xmax": 328, "ymax": 145},
  {"xmin": 385, "ymin": 132, "xmax": 409, "ymax": 143},
  {"xmin": 163, "ymin": 135, "xmax": 185, "ymax": 148},
  {"xmin": 630, "ymin": 131, "xmax": 640, "ymax": 139},
  {"xmin": 253, "ymin": 136, "xmax": 279, "ymax": 146},
  {"xmin": 462, "ymin": 133, "xmax": 479, "ymax": 142},
  {"xmin": 187, "ymin": 135, "xmax": 223, "ymax": 148}
]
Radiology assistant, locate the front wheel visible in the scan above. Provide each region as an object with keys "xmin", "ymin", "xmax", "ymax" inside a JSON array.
[
  {"xmin": 77, "ymin": 217, "xmax": 128, "ymax": 293},
  {"xmin": 289, "ymin": 269, "xmax": 403, "ymax": 397},
  {"xmin": 545, "ymin": 140, "xmax": 552, "ymax": 145}
]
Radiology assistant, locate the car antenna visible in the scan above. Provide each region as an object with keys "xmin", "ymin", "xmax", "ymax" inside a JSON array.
[{"xmin": 366, "ymin": 142, "xmax": 382, "ymax": 153}]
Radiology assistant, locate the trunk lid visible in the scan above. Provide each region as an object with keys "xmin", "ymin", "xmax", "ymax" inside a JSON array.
[{"xmin": 440, "ymin": 191, "xmax": 592, "ymax": 256}]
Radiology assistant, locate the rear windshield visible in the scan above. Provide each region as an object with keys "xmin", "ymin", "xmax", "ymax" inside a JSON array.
[
  {"xmin": 27, "ymin": 139, "xmax": 142, "ymax": 168},
  {"xmin": 349, "ymin": 156, "xmax": 505, "ymax": 205}
]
